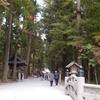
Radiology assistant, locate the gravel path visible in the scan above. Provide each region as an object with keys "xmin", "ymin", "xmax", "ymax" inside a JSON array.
[{"xmin": 0, "ymin": 77, "xmax": 72, "ymax": 100}]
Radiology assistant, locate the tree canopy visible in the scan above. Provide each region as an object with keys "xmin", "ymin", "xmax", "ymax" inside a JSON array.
[{"xmin": 0, "ymin": 0, "xmax": 100, "ymax": 84}]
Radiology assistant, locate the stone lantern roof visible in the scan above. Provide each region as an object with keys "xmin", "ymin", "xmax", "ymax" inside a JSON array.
[
  {"xmin": 65, "ymin": 61, "xmax": 81, "ymax": 75},
  {"xmin": 65, "ymin": 61, "xmax": 80, "ymax": 68}
]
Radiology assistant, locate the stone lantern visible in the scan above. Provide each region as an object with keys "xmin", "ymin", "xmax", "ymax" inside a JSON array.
[
  {"xmin": 65, "ymin": 61, "xmax": 85, "ymax": 100},
  {"xmin": 58, "ymin": 67, "xmax": 64, "ymax": 84},
  {"xmin": 58, "ymin": 67, "xmax": 63, "ymax": 74},
  {"xmin": 65, "ymin": 61, "xmax": 81, "ymax": 76},
  {"xmin": 77, "ymin": 65, "xmax": 84, "ymax": 77}
]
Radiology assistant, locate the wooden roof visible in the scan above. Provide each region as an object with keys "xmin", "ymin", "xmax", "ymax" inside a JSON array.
[
  {"xmin": 8, "ymin": 54, "xmax": 27, "ymax": 67},
  {"xmin": 65, "ymin": 61, "xmax": 80, "ymax": 68}
]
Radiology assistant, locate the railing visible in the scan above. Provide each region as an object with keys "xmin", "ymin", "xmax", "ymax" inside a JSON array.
[
  {"xmin": 65, "ymin": 74, "xmax": 77, "ymax": 100},
  {"xmin": 65, "ymin": 62, "xmax": 100, "ymax": 100},
  {"xmin": 82, "ymin": 84, "xmax": 100, "ymax": 100},
  {"xmin": 65, "ymin": 74, "xmax": 100, "ymax": 100}
]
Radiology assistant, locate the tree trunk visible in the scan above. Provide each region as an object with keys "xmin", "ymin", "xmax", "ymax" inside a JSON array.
[
  {"xmin": 20, "ymin": 47, "xmax": 23, "ymax": 59},
  {"xmin": 24, "ymin": 33, "xmax": 32, "ymax": 78},
  {"xmin": 94, "ymin": 66, "xmax": 98, "ymax": 84},
  {"xmin": 2, "ymin": 11, "xmax": 12, "ymax": 82},
  {"xmin": 54, "ymin": 59, "xmax": 57, "ymax": 70},
  {"xmin": 0, "ymin": 13, "xmax": 3, "ymax": 39},
  {"xmin": 31, "ymin": 51, "xmax": 34, "ymax": 72},
  {"xmin": 87, "ymin": 64, "xmax": 90, "ymax": 83},
  {"xmin": 72, "ymin": 46, "xmax": 75, "ymax": 61},
  {"xmin": 12, "ymin": 52, "xmax": 17, "ymax": 81},
  {"xmin": 77, "ymin": 50, "xmax": 82, "ymax": 65},
  {"xmin": 77, "ymin": 0, "xmax": 81, "ymax": 30},
  {"xmin": 28, "ymin": 61, "xmax": 30, "ymax": 76},
  {"xmin": 77, "ymin": 0, "xmax": 82, "ymax": 65}
]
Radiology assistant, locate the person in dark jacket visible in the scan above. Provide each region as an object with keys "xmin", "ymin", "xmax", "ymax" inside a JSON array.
[
  {"xmin": 54, "ymin": 71, "xmax": 59, "ymax": 86},
  {"xmin": 48, "ymin": 71, "xmax": 54, "ymax": 86}
]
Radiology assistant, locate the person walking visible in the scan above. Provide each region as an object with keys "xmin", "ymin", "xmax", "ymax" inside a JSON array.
[
  {"xmin": 54, "ymin": 71, "xmax": 59, "ymax": 86},
  {"xmin": 48, "ymin": 71, "xmax": 54, "ymax": 86},
  {"xmin": 40, "ymin": 72, "xmax": 44, "ymax": 81}
]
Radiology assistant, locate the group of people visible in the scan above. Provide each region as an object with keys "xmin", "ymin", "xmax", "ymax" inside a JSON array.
[
  {"xmin": 37, "ymin": 70, "xmax": 59, "ymax": 86},
  {"xmin": 48, "ymin": 71, "xmax": 59, "ymax": 86}
]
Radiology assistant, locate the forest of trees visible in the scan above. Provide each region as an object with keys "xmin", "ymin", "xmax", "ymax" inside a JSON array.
[
  {"xmin": 0, "ymin": 0, "xmax": 100, "ymax": 84},
  {"xmin": 0, "ymin": 0, "xmax": 44, "ymax": 82}
]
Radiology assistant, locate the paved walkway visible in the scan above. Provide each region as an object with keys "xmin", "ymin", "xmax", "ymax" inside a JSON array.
[{"xmin": 0, "ymin": 77, "xmax": 72, "ymax": 100}]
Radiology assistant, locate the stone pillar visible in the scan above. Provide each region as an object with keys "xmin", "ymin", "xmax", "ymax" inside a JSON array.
[
  {"xmin": 18, "ymin": 73, "xmax": 21, "ymax": 82},
  {"xmin": 59, "ymin": 74, "xmax": 61, "ymax": 84},
  {"xmin": 59, "ymin": 70, "xmax": 62, "ymax": 84},
  {"xmin": 77, "ymin": 66, "xmax": 84, "ymax": 100},
  {"xmin": 18, "ymin": 69, "xmax": 21, "ymax": 82},
  {"xmin": 65, "ymin": 68, "xmax": 69, "ymax": 94},
  {"xmin": 22, "ymin": 73, "xmax": 24, "ymax": 80}
]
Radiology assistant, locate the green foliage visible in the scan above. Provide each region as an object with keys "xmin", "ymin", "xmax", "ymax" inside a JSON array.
[
  {"xmin": 40, "ymin": 0, "xmax": 79, "ymax": 69},
  {"xmin": 89, "ymin": 57, "xmax": 98, "ymax": 67},
  {"xmin": 19, "ymin": 32, "xmax": 28, "ymax": 47},
  {"xmin": 93, "ymin": 35, "xmax": 100, "ymax": 46},
  {"xmin": 79, "ymin": 43, "xmax": 98, "ymax": 67},
  {"xmin": 38, "ymin": 0, "xmax": 100, "ymax": 72}
]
